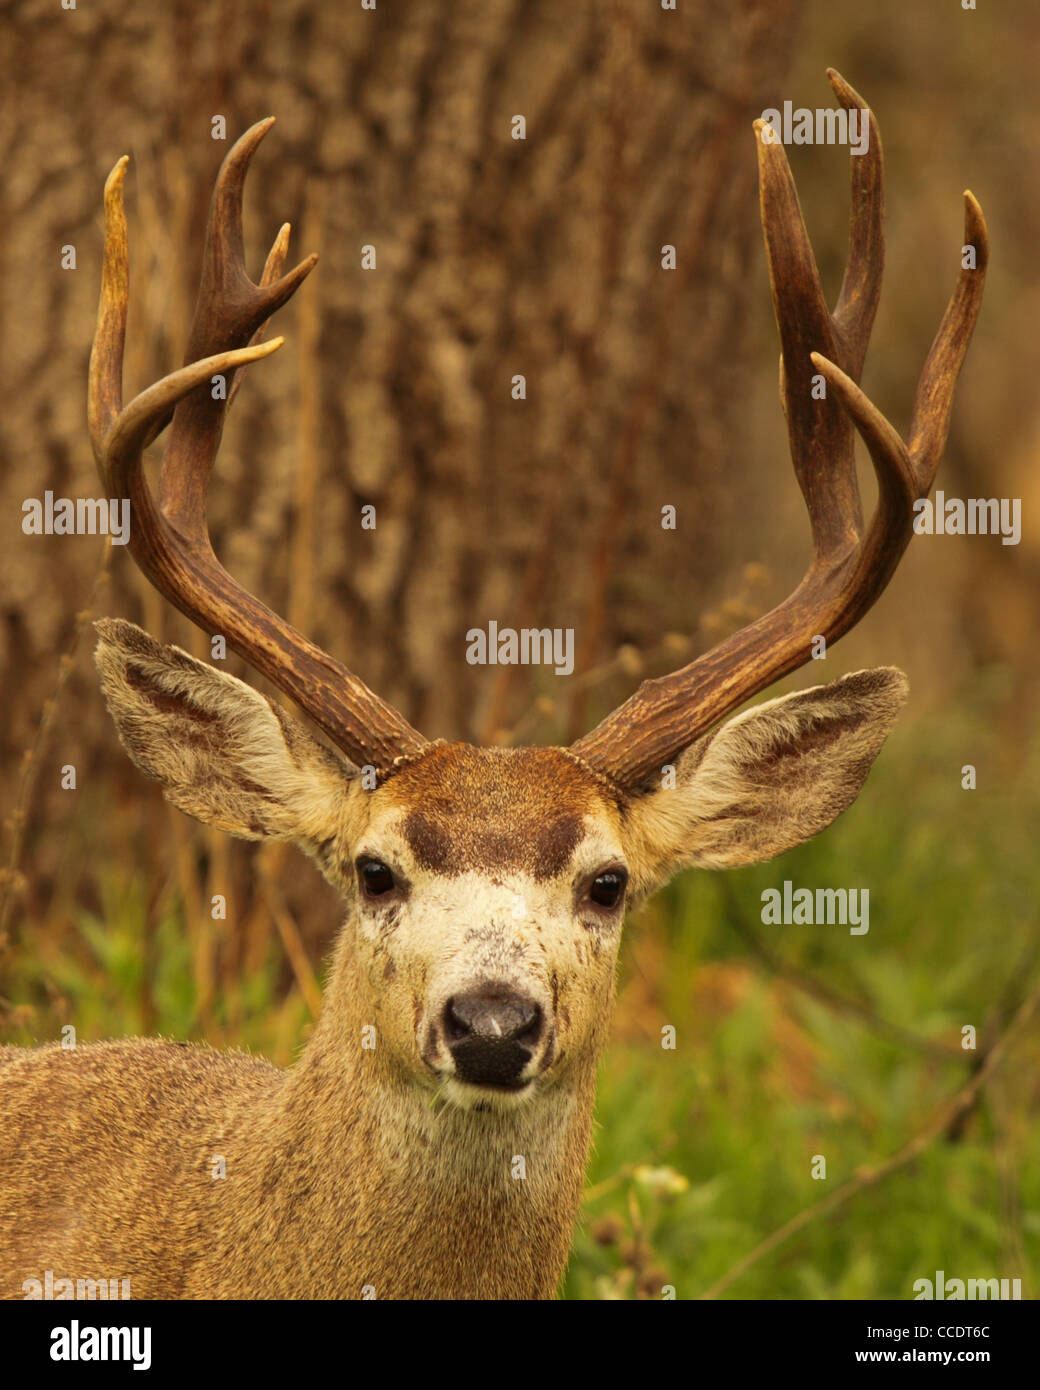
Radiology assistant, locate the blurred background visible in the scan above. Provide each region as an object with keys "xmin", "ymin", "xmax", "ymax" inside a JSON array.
[{"xmin": 2, "ymin": 0, "xmax": 1038, "ymax": 1298}]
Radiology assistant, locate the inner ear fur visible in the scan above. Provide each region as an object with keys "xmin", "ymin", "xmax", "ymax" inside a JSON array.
[
  {"xmin": 621, "ymin": 666, "xmax": 908, "ymax": 894},
  {"xmin": 94, "ymin": 618, "xmax": 365, "ymax": 861}
]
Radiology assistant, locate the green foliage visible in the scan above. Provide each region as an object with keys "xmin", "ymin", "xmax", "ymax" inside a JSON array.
[{"xmin": 4, "ymin": 859, "xmax": 308, "ymax": 1064}]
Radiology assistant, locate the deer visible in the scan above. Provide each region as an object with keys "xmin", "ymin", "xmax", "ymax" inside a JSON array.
[{"xmin": 0, "ymin": 71, "xmax": 986, "ymax": 1300}]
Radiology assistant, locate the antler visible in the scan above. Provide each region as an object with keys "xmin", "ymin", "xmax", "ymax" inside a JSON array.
[
  {"xmin": 571, "ymin": 69, "xmax": 988, "ymax": 789},
  {"xmin": 89, "ymin": 119, "xmax": 428, "ymax": 773}
]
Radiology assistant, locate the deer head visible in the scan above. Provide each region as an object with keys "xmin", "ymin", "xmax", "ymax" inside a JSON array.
[{"xmin": 89, "ymin": 71, "xmax": 987, "ymax": 1114}]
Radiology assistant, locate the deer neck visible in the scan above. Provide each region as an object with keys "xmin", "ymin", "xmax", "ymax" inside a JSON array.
[{"xmin": 235, "ymin": 924, "xmax": 604, "ymax": 1299}]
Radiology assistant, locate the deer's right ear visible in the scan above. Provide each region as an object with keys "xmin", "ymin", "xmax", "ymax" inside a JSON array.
[{"xmin": 94, "ymin": 619, "xmax": 366, "ymax": 856}]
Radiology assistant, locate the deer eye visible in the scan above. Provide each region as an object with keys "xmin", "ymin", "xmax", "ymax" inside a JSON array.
[
  {"xmin": 589, "ymin": 870, "xmax": 627, "ymax": 909},
  {"xmin": 357, "ymin": 857, "xmax": 395, "ymax": 897}
]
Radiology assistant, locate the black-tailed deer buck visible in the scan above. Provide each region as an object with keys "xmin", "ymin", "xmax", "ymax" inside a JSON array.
[{"xmin": 0, "ymin": 72, "xmax": 986, "ymax": 1299}]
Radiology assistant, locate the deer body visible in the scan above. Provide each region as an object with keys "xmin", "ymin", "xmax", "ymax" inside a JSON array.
[
  {"xmin": 0, "ymin": 675, "xmax": 917, "ymax": 1300},
  {"xmin": 0, "ymin": 72, "xmax": 986, "ymax": 1300}
]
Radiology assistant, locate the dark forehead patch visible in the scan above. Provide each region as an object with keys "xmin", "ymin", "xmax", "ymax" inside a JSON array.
[{"xmin": 385, "ymin": 744, "xmax": 615, "ymax": 879}]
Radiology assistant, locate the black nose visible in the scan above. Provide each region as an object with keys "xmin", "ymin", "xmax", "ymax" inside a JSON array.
[{"xmin": 444, "ymin": 986, "xmax": 544, "ymax": 1089}]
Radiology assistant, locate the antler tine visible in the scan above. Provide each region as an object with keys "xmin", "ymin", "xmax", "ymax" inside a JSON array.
[
  {"xmin": 907, "ymin": 190, "xmax": 989, "ymax": 485},
  {"xmin": 88, "ymin": 156, "xmax": 131, "ymax": 467},
  {"xmin": 571, "ymin": 71, "xmax": 986, "ymax": 790},
  {"xmin": 810, "ymin": 187, "xmax": 989, "ymax": 609},
  {"xmin": 90, "ymin": 123, "xmax": 429, "ymax": 773},
  {"xmin": 757, "ymin": 87, "xmax": 871, "ymax": 564},
  {"xmin": 159, "ymin": 119, "xmax": 316, "ymax": 544},
  {"xmin": 828, "ymin": 69, "xmax": 884, "ymax": 372}
]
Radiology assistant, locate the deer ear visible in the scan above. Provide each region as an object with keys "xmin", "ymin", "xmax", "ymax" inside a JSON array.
[
  {"xmin": 622, "ymin": 667, "xmax": 908, "ymax": 894},
  {"xmin": 94, "ymin": 619, "xmax": 364, "ymax": 859}
]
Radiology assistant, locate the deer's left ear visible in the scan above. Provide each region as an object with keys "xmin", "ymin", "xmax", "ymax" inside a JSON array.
[{"xmin": 621, "ymin": 667, "xmax": 908, "ymax": 895}]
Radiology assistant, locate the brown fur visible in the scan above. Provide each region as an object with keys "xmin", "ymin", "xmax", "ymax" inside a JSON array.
[
  {"xmin": 0, "ymin": 623, "xmax": 907, "ymax": 1299},
  {"xmin": 1, "ymin": 944, "xmax": 592, "ymax": 1299},
  {"xmin": 398, "ymin": 745, "xmax": 596, "ymax": 879}
]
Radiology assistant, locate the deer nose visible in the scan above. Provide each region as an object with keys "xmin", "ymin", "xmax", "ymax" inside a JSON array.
[{"xmin": 444, "ymin": 986, "xmax": 544, "ymax": 1088}]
